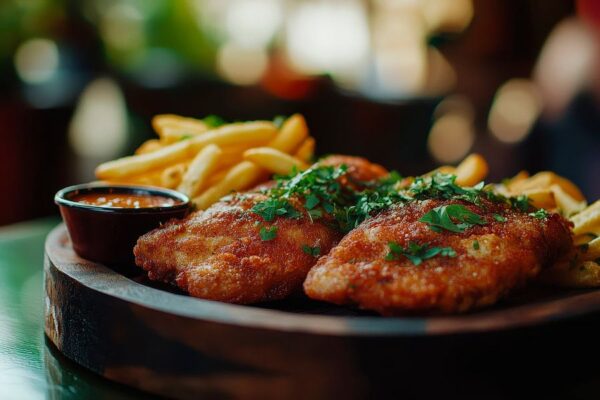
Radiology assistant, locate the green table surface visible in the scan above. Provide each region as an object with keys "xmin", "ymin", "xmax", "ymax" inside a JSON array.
[{"xmin": 0, "ymin": 218, "xmax": 149, "ymax": 400}]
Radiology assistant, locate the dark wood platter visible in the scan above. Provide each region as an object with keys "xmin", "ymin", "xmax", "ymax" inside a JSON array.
[{"xmin": 44, "ymin": 224, "xmax": 600, "ymax": 399}]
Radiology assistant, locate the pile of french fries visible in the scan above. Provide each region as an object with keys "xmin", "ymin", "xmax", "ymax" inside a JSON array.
[
  {"xmin": 496, "ymin": 170, "xmax": 599, "ymax": 287},
  {"xmin": 95, "ymin": 114, "xmax": 315, "ymax": 210},
  {"xmin": 432, "ymin": 154, "xmax": 600, "ymax": 288},
  {"xmin": 96, "ymin": 115, "xmax": 600, "ymax": 289}
]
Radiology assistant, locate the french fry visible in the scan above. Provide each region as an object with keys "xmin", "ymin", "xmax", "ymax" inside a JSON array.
[
  {"xmin": 509, "ymin": 171, "xmax": 585, "ymax": 202},
  {"xmin": 219, "ymin": 146, "xmax": 247, "ymax": 166},
  {"xmin": 521, "ymin": 188, "xmax": 556, "ymax": 210},
  {"xmin": 161, "ymin": 162, "xmax": 187, "ymax": 189},
  {"xmin": 177, "ymin": 144, "xmax": 222, "ymax": 197},
  {"xmin": 581, "ymin": 237, "xmax": 600, "ymax": 262},
  {"xmin": 541, "ymin": 261, "xmax": 600, "ymax": 288},
  {"xmin": 95, "ymin": 121, "xmax": 276, "ymax": 179},
  {"xmin": 571, "ymin": 200, "xmax": 600, "ymax": 236},
  {"xmin": 244, "ymin": 147, "xmax": 309, "ymax": 175},
  {"xmin": 454, "ymin": 153, "xmax": 489, "ymax": 187},
  {"xmin": 550, "ymin": 184, "xmax": 587, "ymax": 217},
  {"xmin": 574, "ymin": 233, "xmax": 599, "ymax": 246},
  {"xmin": 268, "ymin": 114, "xmax": 309, "ymax": 153},
  {"xmin": 193, "ymin": 161, "xmax": 265, "ymax": 210},
  {"xmin": 294, "ymin": 136, "xmax": 316, "ymax": 163},
  {"xmin": 135, "ymin": 139, "xmax": 162, "ymax": 155},
  {"xmin": 134, "ymin": 174, "xmax": 163, "ymax": 186},
  {"xmin": 204, "ymin": 168, "xmax": 229, "ymax": 188},
  {"xmin": 505, "ymin": 170, "xmax": 530, "ymax": 189},
  {"xmin": 152, "ymin": 114, "xmax": 208, "ymax": 138},
  {"xmin": 426, "ymin": 165, "xmax": 456, "ymax": 177},
  {"xmin": 159, "ymin": 126, "xmax": 205, "ymax": 144}
]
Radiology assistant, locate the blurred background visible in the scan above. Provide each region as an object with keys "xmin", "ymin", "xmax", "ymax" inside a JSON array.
[{"xmin": 0, "ymin": 0, "xmax": 599, "ymax": 226}]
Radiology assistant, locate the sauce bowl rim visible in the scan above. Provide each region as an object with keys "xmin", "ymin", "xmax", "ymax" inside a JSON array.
[{"xmin": 55, "ymin": 183, "xmax": 190, "ymax": 214}]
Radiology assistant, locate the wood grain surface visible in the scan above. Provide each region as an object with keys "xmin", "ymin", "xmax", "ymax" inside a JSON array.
[{"xmin": 44, "ymin": 224, "xmax": 600, "ymax": 399}]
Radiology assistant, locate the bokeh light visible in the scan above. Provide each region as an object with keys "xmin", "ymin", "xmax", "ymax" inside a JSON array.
[
  {"xmin": 225, "ymin": 0, "xmax": 282, "ymax": 48},
  {"xmin": 14, "ymin": 39, "xmax": 59, "ymax": 84},
  {"xmin": 488, "ymin": 79, "xmax": 543, "ymax": 143},
  {"xmin": 217, "ymin": 41, "xmax": 268, "ymax": 85},
  {"xmin": 68, "ymin": 78, "xmax": 128, "ymax": 159},
  {"xmin": 286, "ymin": 0, "xmax": 369, "ymax": 79},
  {"xmin": 428, "ymin": 95, "xmax": 476, "ymax": 163}
]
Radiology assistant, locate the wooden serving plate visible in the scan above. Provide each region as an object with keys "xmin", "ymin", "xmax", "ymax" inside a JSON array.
[{"xmin": 44, "ymin": 224, "xmax": 600, "ymax": 399}]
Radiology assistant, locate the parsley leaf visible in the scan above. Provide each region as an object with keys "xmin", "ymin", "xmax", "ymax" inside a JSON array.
[
  {"xmin": 385, "ymin": 241, "xmax": 457, "ymax": 265},
  {"xmin": 302, "ymin": 245, "xmax": 321, "ymax": 257},
  {"xmin": 529, "ymin": 209, "xmax": 549, "ymax": 219},
  {"xmin": 510, "ymin": 195, "xmax": 531, "ymax": 212},
  {"xmin": 203, "ymin": 115, "xmax": 226, "ymax": 128},
  {"xmin": 252, "ymin": 198, "xmax": 301, "ymax": 221},
  {"xmin": 420, "ymin": 204, "xmax": 487, "ymax": 233},
  {"xmin": 408, "ymin": 174, "xmax": 483, "ymax": 204},
  {"xmin": 473, "ymin": 240, "xmax": 480, "ymax": 250},
  {"xmin": 493, "ymin": 213, "xmax": 507, "ymax": 222},
  {"xmin": 273, "ymin": 115, "xmax": 287, "ymax": 129},
  {"xmin": 259, "ymin": 225, "xmax": 278, "ymax": 241}
]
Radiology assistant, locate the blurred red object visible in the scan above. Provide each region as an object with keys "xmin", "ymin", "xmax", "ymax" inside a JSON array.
[
  {"xmin": 578, "ymin": 0, "xmax": 600, "ymax": 31},
  {"xmin": 261, "ymin": 53, "xmax": 318, "ymax": 100}
]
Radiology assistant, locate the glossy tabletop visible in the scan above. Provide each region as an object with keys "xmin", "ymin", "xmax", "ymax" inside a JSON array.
[{"xmin": 0, "ymin": 218, "xmax": 148, "ymax": 400}]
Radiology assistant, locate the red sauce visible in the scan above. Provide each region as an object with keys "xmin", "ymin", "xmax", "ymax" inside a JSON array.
[{"xmin": 72, "ymin": 193, "xmax": 178, "ymax": 208}]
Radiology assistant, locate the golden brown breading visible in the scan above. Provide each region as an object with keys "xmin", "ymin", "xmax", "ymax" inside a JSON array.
[
  {"xmin": 135, "ymin": 193, "xmax": 342, "ymax": 303},
  {"xmin": 304, "ymin": 198, "xmax": 574, "ymax": 315},
  {"xmin": 134, "ymin": 155, "xmax": 387, "ymax": 304}
]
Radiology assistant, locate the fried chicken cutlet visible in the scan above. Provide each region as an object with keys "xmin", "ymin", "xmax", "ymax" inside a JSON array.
[
  {"xmin": 304, "ymin": 196, "xmax": 574, "ymax": 315},
  {"xmin": 134, "ymin": 155, "xmax": 387, "ymax": 304}
]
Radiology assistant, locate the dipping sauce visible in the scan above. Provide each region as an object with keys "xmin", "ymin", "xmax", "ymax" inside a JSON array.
[{"xmin": 72, "ymin": 193, "xmax": 178, "ymax": 209}]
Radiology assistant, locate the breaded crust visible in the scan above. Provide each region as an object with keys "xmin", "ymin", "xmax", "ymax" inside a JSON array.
[
  {"xmin": 134, "ymin": 155, "xmax": 388, "ymax": 304},
  {"xmin": 135, "ymin": 193, "xmax": 342, "ymax": 303},
  {"xmin": 304, "ymin": 198, "xmax": 574, "ymax": 315}
]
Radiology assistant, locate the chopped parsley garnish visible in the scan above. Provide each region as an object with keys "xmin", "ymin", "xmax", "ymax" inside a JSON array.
[
  {"xmin": 179, "ymin": 134, "xmax": 193, "ymax": 141},
  {"xmin": 406, "ymin": 173, "xmax": 532, "ymax": 212},
  {"xmin": 510, "ymin": 195, "xmax": 531, "ymax": 212},
  {"xmin": 273, "ymin": 115, "xmax": 286, "ymax": 129},
  {"xmin": 493, "ymin": 213, "xmax": 507, "ymax": 222},
  {"xmin": 529, "ymin": 209, "xmax": 549, "ymax": 219},
  {"xmin": 343, "ymin": 173, "xmax": 408, "ymax": 231},
  {"xmin": 386, "ymin": 241, "xmax": 457, "ymax": 266},
  {"xmin": 302, "ymin": 245, "xmax": 321, "ymax": 257},
  {"xmin": 473, "ymin": 240, "xmax": 480, "ymax": 250},
  {"xmin": 420, "ymin": 204, "xmax": 487, "ymax": 233},
  {"xmin": 259, "ymin": 225, "xmax": 278, "ymax": 241},
  {"xmin": 252, "ymin": 198, "xmax": 301, "ymax": 221},
  {"xmin": 249, "ymin": 169, "xmax": 535, "ymax": 235},
  {"xmin": 408, "ymin": 174, "xmax": 485, "ymax": 204},
  {"xmin": 250, "ymin": 164, "xmax": 406, "ymax": 232},
  {"xmin": 203, "ymin": 115, "xmax": 226, "ymax": 128}
]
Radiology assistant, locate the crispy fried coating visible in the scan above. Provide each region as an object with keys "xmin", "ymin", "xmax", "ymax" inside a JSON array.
[
  {"xmin": 134, "ymin": 155, "xmax": 387, "ymax": 304},
  {"xmin": 135, "ymin": 193, "xmax": 342, "ymax": 303},
  {"xmin": 304, "ymin": 198, "xmax": 574, "ymax": 315}
]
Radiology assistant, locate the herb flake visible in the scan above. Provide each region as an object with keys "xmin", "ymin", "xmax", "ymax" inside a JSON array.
[
  {"xmin": 529, "ymin": 209, "xmax": 549, "ymax": 220},
  {"xmin": 385, "ymin": 241, "xmax": 457, "ymax": 266},
  {"xmin": 420, "ymin": 204, "xmax": 487, "ymax": 233},
  {"xmin": 259, "ymin": 226, "xmax": 278, "ymax": 241},
  {"xmin": 302, "ymin": 245, "xmax": 321, "ymax": 257},
  {"xmin": 493, "ymin": 213, "xmax": 507, "ymax": 222}
]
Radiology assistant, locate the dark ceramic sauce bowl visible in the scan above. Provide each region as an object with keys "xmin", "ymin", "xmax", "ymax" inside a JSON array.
[{"xmin": 55, "ymin": 183, "xmax": 190, "ymax": 269}]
